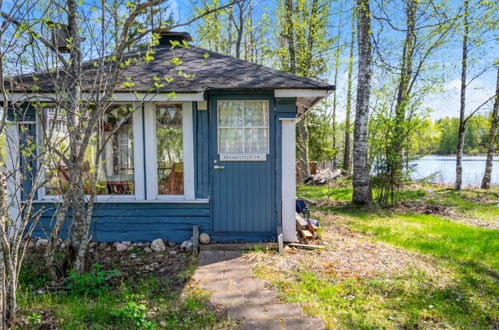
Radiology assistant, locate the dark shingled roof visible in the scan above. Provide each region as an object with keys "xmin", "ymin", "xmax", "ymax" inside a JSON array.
[{"xmin": 12, "ymin": 44, "xmax": 334, "ymax": 93}]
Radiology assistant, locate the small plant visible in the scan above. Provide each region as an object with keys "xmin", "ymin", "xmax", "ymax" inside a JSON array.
[
  {"xmin": 66, "ymin": 263, "xmax": 121, "ymax": 296},
  {"xmin": 27, "ymin": 312, "xmax": 41, "ymax": 324},
  {"xmin": 111, "ymin": 294, "xmax": 156, "ymax": 329}
]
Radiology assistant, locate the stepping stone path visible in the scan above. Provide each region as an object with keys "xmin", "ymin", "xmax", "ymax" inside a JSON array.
[{"xmin": 194, "ymin": 250, "xmax": 326, "ymax": 330}]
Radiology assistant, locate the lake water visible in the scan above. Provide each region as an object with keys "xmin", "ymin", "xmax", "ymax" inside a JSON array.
[{"xmin": 411, "ymin": 155, "xmax": 499, "ymax": 187}]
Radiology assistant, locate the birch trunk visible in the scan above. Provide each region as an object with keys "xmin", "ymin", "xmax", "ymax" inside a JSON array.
[
  {"xmin": 352, "ymin": 0, "xmax": 372, "ymax": 204},
  {"xmin": 455, "ymin": 0, "xmax": 469, "ymax": 191},
  {"xmin": 481, "ymin": 68, "xmax": 499, "ymax": 189},
  {"xmin": 343, "ymin": 10, "xmax": 355, "ymax": 172},
  {"xmin": 331, "ymin": 18, "xmax": 341, "ymax": 169}
]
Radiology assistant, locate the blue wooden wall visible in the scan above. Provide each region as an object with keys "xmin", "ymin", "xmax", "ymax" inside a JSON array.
[
  {"xmin": 16, "ymin": 95, "xmax": 297, "ymax": 243},
  {"xmin": 30, "ymin": 203, "xmax": 210, "ymax": 243}
]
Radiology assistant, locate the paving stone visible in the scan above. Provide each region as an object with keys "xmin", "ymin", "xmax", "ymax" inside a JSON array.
[
  {"xmin": 225, "ymin": 258, "xmax": 251, "ymax": 270},
  {"xmin": 209, "ymin": 291, "xmax": 247, "ymax": 305},
  {"xmin": 227, "ymin": 305, "xmax": 267, "ymax": 320},
  {"xmin": 283, "ymin": 317, "xmax": 326, "ymax": 330},
  {"xmin": 199, "ymin": 251, "xmax": 226, "ymax": 266},
  {"xmin": 224, "ymin": 250, "xmax": 242, "ymax": 260},
  {"xmin": 198, "ymin": 279, "xmax": 231, "ymax": 291},
  {"xmin": 193, "ymin": 268, "xmax": 224, "ymax": 280},
  {"xmin": 232, "ymin": 277, "xmax": 266, "ymax": 291},
  {"xmin": 197, "ymin": 261, "xmax": 225, "ymax": 272},
  {"xmin": 264, "ymin": 304, "xmax": 302, "ymax": 318},
  {"xmin": 223, "ymin": 268, "xmax": 253, "ymax": 280},
  {"xmin": 244, "ymin": 289, "xmax": 278, "ymax": 305},
  {"xmin": 197, "ymin": 249, "xmax": 308, "ymax": 327},
  {"xmin": 243, "ymin": 319, "xmax": 282, "ymax": 330}
]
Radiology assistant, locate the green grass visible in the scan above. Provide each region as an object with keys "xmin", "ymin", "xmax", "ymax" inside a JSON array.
[
  {"xmin": 16, "ymin": 253, "xmax": 233, "ymax": 329},
  {"xmin": 254, "ymin": 184, "xmax": 499, "ymax": 328},
  {"xmin": 298, "ymin": 185, "xmax": 352, "ymax": 201},
  {"xmin": 17, "ymin": 275, "xmax": 227, "ymax": 329},
  {"xmin": 350, "ymin": 214, "xmax": 498, "ymax": 268}
]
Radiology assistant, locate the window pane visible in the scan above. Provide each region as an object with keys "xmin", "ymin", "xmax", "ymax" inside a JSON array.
[
  {"xmin": 219, "ymin": 128, "xmax": 243, "ymax": 153},
  {"xmin": 156, "ymin": 104, "xmax": 183, "ymax": 195},
  {"xmin": 244, "ymin": 128, "xmax": 268, "ymax": 153},
  {"xmin": 99, "ymin": 105, "xmax": 134, "ymax": 195},
  {"xmin": 44, "ymin": 105, "xmax": 135, "ymax": 196},
  {"xmin": 219, "ymin": 101, "xmax": 243, "ymax": 126},
  {"xmin": 244, "ymin": 100, "xmax": 268, "ymax": 127},
  {"xmin": 45, "ymin": 108, "xmax": 70, "ymax": 195}
]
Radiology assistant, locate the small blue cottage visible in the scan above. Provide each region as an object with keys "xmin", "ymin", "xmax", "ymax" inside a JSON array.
[{"xmin": 5, "ymin": 32, "xmax": 333, "ymax": 243}]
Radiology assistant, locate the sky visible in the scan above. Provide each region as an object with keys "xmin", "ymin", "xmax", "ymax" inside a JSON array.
[
  {"xmin": 5, "ymin": 0, "xmax": 494, "ymax": 121},
  {"xmin": 166, "ymin": 0, "xmax": 498, "ymax": 121}
]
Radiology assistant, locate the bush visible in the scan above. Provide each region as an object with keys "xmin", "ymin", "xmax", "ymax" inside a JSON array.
[
  {"xmin": 111, "ymin": 294, "xmax": 156, "ymax": 329},
  {"xmin": 66, "ymin": 264, "xmax": 121, "ymax": 296}
]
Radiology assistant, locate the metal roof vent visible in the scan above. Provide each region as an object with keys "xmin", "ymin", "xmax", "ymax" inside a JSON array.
[
  {"xmin": 154, "ymin": 30, "xmax": 192, "ymax": 47},
  {"xmin": 47, "ymin": 21, "xmax": 71, "ymax": 53}
]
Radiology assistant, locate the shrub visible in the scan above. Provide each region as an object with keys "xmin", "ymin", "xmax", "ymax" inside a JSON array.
[
  {"xmin": 66, "ymin": 264, "xmax": 121, "ymax": 296},
  {"xmin": 111, "ymin": 294, "xmax": 156, "ymax": 329}
]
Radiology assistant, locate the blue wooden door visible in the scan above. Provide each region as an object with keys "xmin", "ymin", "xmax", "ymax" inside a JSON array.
[{"xmin": 210, "ymin": 95, "xmax": 275, "ymax": 239}]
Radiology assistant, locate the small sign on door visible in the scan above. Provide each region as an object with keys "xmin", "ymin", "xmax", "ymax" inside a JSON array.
[{"xmin": 220, "ymin": 153, "xmax": 267, "ymax": 161}]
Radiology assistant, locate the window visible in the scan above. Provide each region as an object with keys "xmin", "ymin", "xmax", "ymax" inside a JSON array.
[
  {"xmin": 218, "ymin": 100, "xmax": 269, "ymax": 154},
  {"xmin": 43, "ymin": 104, "xmax": 135, "ymax": 196},
  {"xmin": 36, "ymin": 101, "xmax": 195, "ymax": 202},
  {"xmin": 156, "ymin": 104, "xmax": 183, "ymax": 195},
  {"xmin": 93, "ymin": 106, "xmax": 135, "ymax": 195}
]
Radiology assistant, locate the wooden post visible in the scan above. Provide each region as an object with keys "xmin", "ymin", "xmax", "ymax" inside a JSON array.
[{"xmin": 193, "ymin": 225, "xmax": 199, "ymax": 256}]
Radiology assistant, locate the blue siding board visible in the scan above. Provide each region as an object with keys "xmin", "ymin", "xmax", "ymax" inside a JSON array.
[{"xmin": 30, "ymin": 203, "xmax": 210, "ymax": 243}]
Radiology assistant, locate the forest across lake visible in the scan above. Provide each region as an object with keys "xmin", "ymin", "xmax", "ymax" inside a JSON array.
[{"xmin": 411, "ymin": 155, "xmax": 499, "ymax": 186}]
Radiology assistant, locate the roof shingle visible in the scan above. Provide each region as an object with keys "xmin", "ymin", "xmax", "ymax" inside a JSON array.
[{"xmin": 12, "ymin": 44, "xmax": 334, "ymax": 93}]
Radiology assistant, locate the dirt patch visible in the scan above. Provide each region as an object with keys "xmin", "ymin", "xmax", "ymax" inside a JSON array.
[
  {"xmin": 397, "ymin": 199, "xmax": 499, "ymax": 229},
  {"xmin": 397, "ymin": 200, "xmax": 459, "ymax": 218},
  {"xmin": 248, "ymin": 214, "xmax": 453, "ymax": 285}
]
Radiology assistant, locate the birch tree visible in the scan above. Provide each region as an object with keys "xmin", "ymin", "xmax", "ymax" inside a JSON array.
[
  {"xmin": 342, "ymin": 7, "xmax": 355, "ymax": 172},
  {"xmin": 352, "ymin": 0, "xmax": 372, "ymax": 204},
  {"xmin": 0, "ymin": 0, "xmax": 58, "ymax": 324},
  {"xmin": 455, "ymin": 0, "xmax": 497, "ymax": 190},
  {"xmin": 368, "ymin": 0, "xmax": 455, "ymax": 203},
  {"xmin": 481, "ymin": 67, "xmax": 498, "ymax": 189}
]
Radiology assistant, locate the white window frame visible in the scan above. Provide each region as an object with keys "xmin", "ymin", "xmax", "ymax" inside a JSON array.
[
  {"xmin": 37, "ymin": 103, "xmax": 145, "ymax": 202},
  {"xmin": 144, "ymin": 101, "xmax": 195, "ymax": 201},
  {"xmin": 217, "ymin": 100, "xmax": 270, "ymax": 155}
]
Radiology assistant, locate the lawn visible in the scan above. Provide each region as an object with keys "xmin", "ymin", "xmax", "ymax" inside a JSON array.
[{"xmin": 250, "ymin": 184, "xmax": 499, "ymax": 329}]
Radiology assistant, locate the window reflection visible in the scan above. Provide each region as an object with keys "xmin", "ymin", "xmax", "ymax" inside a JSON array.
[
  {"xmin": 156, "ymin": 104, "xmax": 183, "ymax": 195},
  {"xmin": 44, "ymin": 104, "xmax": 135, "ymax": 196}
]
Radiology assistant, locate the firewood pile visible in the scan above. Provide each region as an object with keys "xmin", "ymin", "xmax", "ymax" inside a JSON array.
[{"xmin": 310, "ymin": 168, "xmax": 341, "ymax": 185}]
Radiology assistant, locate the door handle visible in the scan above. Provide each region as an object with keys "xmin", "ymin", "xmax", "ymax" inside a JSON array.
[{"xmin": 214, "ymin": 165, "xmax": 225, "ymax": 170}]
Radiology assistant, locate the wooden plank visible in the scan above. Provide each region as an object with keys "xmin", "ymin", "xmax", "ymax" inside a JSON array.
[
  {"xmin": 192, "ymin": 225, "xmax": 199, "ymax": 256},
  {"xmin": 288, "ymin": 243, "xmax": 324, "ymax": 249},
  {"xmin": 296, "ymin": 213, "xmax": 307, "ymax": 227},
  {"xmin": 200, "ymin": 243, "xmax": 279, "ymax": 251}
]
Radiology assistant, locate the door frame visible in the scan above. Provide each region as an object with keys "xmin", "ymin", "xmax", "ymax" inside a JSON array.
[{"xmin": 208, "ymin": 91, "xmax": 277, "ymax": 241}]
